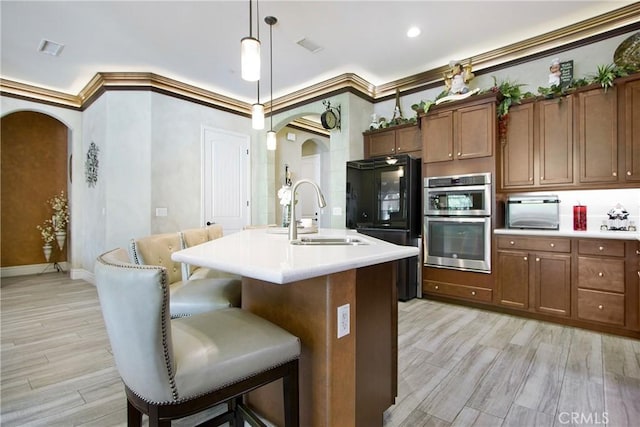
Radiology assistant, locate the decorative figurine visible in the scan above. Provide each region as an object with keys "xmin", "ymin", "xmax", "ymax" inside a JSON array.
[
  {"xmin": 443, "ymin": 60, "xmax": 474, "ymax": 95},
  {"xmin": 606, "ymin": 203, "xmax": 630, "ymax": 231}
]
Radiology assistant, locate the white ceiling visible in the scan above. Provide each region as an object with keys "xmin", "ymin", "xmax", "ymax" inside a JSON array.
[{"xmin": 0, "ymin": 1, "xmax": 635, "ymax": 104}]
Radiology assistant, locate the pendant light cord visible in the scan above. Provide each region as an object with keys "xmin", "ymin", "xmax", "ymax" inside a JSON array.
[
  {"xmin": 256, "ymin": 0, "xmax": 260, "ymax": 102},
  {"xmin": 269, "ymin": 18, "xmax": 273, "ymax": 131}
]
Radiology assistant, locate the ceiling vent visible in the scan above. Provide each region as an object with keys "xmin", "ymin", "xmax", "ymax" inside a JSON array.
[
  {"xmin": 296, "ymin": 38, "xmax": 323, "ymax": 54},
  {"xmin": 38, "ymin": 39, "xmax": 64, "ymax": 56}
]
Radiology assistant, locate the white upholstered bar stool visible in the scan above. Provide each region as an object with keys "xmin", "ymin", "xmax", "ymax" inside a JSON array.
[
  {"xmin": 95, "ymin": 248, "xmax": 300, "ymax": 427},
  {"xmin": 129, "ymin": 233, "xmax": 240, "ymax": 317}
]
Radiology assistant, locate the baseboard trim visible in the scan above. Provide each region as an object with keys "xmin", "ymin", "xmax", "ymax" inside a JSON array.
[{"xmin": 1, "ymin": 262, "xmax": 69, "ymax": 278}]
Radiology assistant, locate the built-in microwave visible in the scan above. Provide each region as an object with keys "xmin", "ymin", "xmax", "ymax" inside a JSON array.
[{"xmin": 424, "ymin": 172, "xmax": 491, "ymax": 216}]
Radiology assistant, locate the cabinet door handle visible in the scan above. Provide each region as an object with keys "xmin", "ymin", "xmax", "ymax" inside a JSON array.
[
  {"xmin": 434, "ymin": 285, "xmax": 439, "ymax": 290},
  {"xmin": 471, "ymin": 291, "xmax": 476, "ymax": 296},
  {"xmin": 627, "ymin": 171, "xmax": 632, "ymax": 176},
  {"xmin": 509, "ymin": 240, "xmax": 515, "ymax": 245},
  {"xmin": 391, "ymin": 148, "xmax": 395, "ymax": 152},
  {"xmin": 612, "ymin": 171, "xmax": 617, "ymax": 177},
  {"xmin": 549, "ymin": 243, "xmax": 555, "ymax": 248},
  {"xmin": 598, "ymin": 272, "xmax": 604, "ymax": 277},
  {"xmin": 599, "ymin": 246, "xmax": 604, "ymax": 251},
  {"xmin": 529, "ymin": 177, "xmax": 533, "ymax": 181},
  {"xmin": 523, "ymin": 256, "xmax": 528, "ymax": 261},
  {"xmin": 541, "ymin": 176, "xmax": 544, "ymax": 180},
  {"xmin": 457, "ymin": 152, "xmax": 461, "ymax": 156},
  {"xmin": 448, "ymin": 153, "xmax": 452, "ymax": 157},
  {"xmin": 636, "ymin": 250, "xmax": 640, "ymax": 255},
  {"xmin": 535, "ymin": 257, "xmax": 540, "ymax": 262},
  {"xmin": 598, "ymin": 304, "xmax": 604, "ymax": 310}
]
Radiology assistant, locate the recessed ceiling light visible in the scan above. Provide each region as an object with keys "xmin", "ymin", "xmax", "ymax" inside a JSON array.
[
  {"xmin": 407, "ymin": 27, "xmax": 421, "ymax": 38},
  {"xmin": 38, "ymin": 39, "xmax": 64, "ymax": 56}
]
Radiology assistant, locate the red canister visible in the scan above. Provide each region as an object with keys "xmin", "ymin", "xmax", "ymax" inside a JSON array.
[{"xmin": 573, "ymin": 205, "xmax": 587, "ymax": 231}]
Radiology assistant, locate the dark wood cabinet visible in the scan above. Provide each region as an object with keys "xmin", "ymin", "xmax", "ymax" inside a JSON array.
[
  {"xmin": 500, "ymin": 97, "xmax": 573, "ymax": 190},
  {"xmin": 533, "ymin": 253, "xmax": 571, "ymax": 317},
  {"xmin": 576, "ymin": 86, "xmax": 619, "ymax": 183},
  {"xmin": 500, "ymin": 102, "xmax": 534, "ymax": 188},
  {"xmin": 496, "ymin": 236, "xmax": 571, "ymax": 317},
  {"xmin": 496, "ymin": 250, "xmax": 529, "ymax": 309},
  {"xmin": 500, "ymin": 74, "xmax": 640, "ymax": 191},
  {"xmin": 363, "ymin": 124, "xmax": 421, "ymax": 159},
  {"xmin": 621, "ymin": 77, "xmax": 640, "ymax": 183},
  {"xmin": 575, "ymin": 239, "xmax": 633, "ymax": 329},
  {"xmin": 422, "ymin": 96, "xmax": 495, "ymax": 164},
  {"xmin": 538, "ymin": 96, "xmax": 574, "ymax": 186}
]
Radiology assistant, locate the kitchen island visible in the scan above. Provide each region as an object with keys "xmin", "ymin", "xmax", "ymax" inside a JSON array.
[{"xmin": 172, "ymin": 228, "xmax": 419, "ymax": 427}]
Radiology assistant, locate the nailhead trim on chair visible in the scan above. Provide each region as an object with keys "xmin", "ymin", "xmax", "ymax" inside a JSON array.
[{"xmin": 96, "ymin": 253, "xmax": 179, "ymax": 403}]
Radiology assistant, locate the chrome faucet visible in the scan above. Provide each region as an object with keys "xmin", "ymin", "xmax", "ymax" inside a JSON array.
[{"xmin": 289, "ymin": 179, "xmax": 327, "ymax": 241}]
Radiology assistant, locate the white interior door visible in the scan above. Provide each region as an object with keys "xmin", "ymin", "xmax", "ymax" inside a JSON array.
[
  {"xmin": 202, "ymin": 127, "xmax": 250, "ymax": 235},
  {"xmin": 298, "ymin": 154, "xmax": 321, "ymax": 223}
]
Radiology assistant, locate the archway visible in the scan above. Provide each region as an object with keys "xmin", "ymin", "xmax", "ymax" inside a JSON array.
[
  {"xmin": 1, "ymin": 111, "xmax": 69, "ymax": 273},
  {"xmin": 272, "ymin": 115, "xmax": 330, "ymax": 227}
]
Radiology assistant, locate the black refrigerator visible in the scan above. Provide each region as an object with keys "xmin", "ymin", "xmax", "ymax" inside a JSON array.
[{"xmin": 346, "ymin": 154, "xmax": 421, "ymax": 300}]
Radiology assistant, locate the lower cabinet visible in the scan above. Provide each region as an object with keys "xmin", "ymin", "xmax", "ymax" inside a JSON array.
[
  {"xmin": 424, "ymin": 234, "xmax": 639, "ymax": 337},
  {"xmin": 496, "ymin": 236, "xmax": 571, "ymax": 317},
  {"xmin": 423, "ymin": 280, "xmax": 492, "ymax": 303},
  {"xmin": 576, "ymin": 239, "xmax": 627, "ymax": 327}
]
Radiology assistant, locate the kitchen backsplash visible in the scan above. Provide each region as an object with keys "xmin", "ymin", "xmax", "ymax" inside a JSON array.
[{"xmin": 521, "ymin": 189, "xmax": 639, "ymax": 232}]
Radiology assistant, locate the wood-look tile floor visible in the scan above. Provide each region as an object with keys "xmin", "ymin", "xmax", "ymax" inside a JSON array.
[{"xmin": 2, "ymin": 273, "xmax": 639, "ymax": 426}]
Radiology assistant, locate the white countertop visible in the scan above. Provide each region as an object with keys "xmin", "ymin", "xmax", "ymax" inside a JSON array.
[
  {"xmin": 494, "ymin": 228, "xmax": 640, "ymax": 240},
  {"xmin": 172, "ymin": 228, "xmax": 420, "ymax": 284}
]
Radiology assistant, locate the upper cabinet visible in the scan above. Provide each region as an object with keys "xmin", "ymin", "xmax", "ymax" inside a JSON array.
[
  {"xmin": 363, "ymin": 123, "xmax": 421, "ymax": 159},
  {"xmin": 576, "ymin": 85, "xmax": 618, "ymax": 184},
  {"xmin": 621, "ymin": 77, "xmax": 640, "ymax": 183},
  {"xmin": 500, "ymin": 97, "xmax": 573, "ymax": 190},
  {"xmin": 422, "ymin": 94, "xmax": 496, "ymax": 164},
  {"xmin": 500, "ymin": 73, "xmax": 640, "ymax": 191}
]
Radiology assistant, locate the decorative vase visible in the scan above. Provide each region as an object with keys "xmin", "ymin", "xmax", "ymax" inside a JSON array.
[
  {"xmin": 43, "ymin": 243, "xmax": 53, "ymax": 262},
  {"xmin": 55, "ymin": 230, "xmax": 67, "ymax": 251}
]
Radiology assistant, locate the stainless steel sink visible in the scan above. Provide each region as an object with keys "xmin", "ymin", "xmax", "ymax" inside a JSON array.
[{"xmin": 290, "ymin": 236, "xmax": 369, "ymax": 246}]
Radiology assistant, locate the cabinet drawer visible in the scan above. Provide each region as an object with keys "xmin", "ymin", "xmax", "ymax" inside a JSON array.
[
  {"xmin": 577, "ymin": 288, "xmax": 625, "ymax": 326},
  {"xmin": 578, "ymin": 257, "xmax": 625, "ymax": 292},
  {"xmin": 497, "ymin": 236, "xmax": 570, "ymax": 253},
  {"xmin": 578, "ymin": 239, "xmax": 625, "ymax": 257},
  {"xmin": 423, "ymin": 281, "xmax": 492, "ymax": 303}
]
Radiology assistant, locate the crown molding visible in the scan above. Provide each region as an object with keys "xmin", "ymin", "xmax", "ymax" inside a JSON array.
[
  {"xmin": 0, "ymin": 78, "xmax": 82, "ymax": 109},
  {"xmin": 1, "ymin": 4, "xmax": 638, "ymax": 113},
  {"xmin": 374, "ymin": 2, "xmax": 640, "ymax": 98}
]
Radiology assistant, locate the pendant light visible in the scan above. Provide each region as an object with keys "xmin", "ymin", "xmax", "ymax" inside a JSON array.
[
  {"xmin": 251, "ymin": 0, "xmax": 264, "ymax": 129},
  {"xmin": 241, "ymin": 0, "xmax": 260, "ymax": 82},
  {"xmin": 265, "ymin": 15, "xmax": 277, "ymax": 151}
]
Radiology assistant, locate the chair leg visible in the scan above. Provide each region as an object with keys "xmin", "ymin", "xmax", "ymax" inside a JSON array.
[
  {"xmin": 282, "ymin": 360, "xmax": 300, "ymax": 427},
  {"xmin": 127, "ymin": 399, "xmax": 143, "ymax": 427}
]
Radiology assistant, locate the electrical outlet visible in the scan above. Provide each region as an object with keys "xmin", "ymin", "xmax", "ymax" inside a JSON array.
[{"xmin": 337, "ymin": 304, "xmax": 350, "ymax": 338}]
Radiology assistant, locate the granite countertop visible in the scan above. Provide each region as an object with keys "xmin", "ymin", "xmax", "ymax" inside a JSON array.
[
  {"xmin": 494, "ymin": 228, "xmax": 640, "ymax": 240},
  {"xmin": 172, "ymin": 228, "xmax": 420, "ymax": 284}
]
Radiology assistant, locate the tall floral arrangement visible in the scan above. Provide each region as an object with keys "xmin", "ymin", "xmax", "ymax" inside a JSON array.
[{"xmin": 47, "ymin": 191, "xmax": 69, "ymax": 232}]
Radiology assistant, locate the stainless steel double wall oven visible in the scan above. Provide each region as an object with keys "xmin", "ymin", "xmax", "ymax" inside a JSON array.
[{"xmin": 423, "ymin": 172, "xmax": 492, "ymax": 273}]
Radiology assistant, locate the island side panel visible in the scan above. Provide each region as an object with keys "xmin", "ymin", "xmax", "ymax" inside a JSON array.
[
  {"xmin": 242, "ymin": 270, "xmax": 357, "ymax": 427},
  {"xmin": 355, "ymin": 261, "xmax": 398, "ymax": 427}
]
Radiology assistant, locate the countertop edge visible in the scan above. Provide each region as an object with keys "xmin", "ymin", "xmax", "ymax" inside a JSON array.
[
  {"xmin": 494, "ymin": 228, "xmax": 640, "ymax": 240},
  {"xmin": 172, "ymin": 228, "xmax": 420, "ymax": 284}
]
